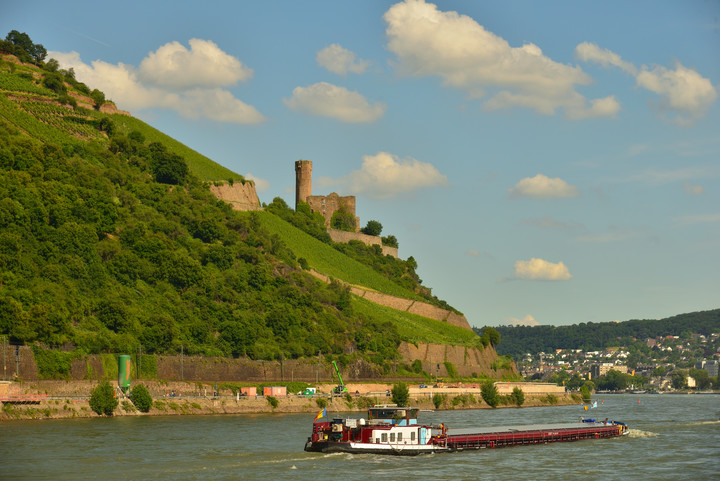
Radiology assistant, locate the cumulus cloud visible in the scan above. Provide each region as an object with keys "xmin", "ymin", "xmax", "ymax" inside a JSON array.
[
  {"xmin": 576, "ymin": 42, "xmax": 717, "ymax": 124},
  {"xmin": 138, "ymin": 38, "xmax": 253, "ymax": 89},
  {"xmin": 317, "ymin": 44, "xmax": 370, "ymax": 75},
  {"xmin": 636, "ymin": 63, "xmax": 718, "ymax": 124},
  {"xmin": 319, "ymin": 151, "xmax": 448, "ymax": 199},
  {"xmin": 505, "ymin": 314, "xmax": 540, "ymax": 326},
  {"xmin": 514, "ymin": 258, "xmax": 572, "ymax": 281},
  {"xmin": 509, "ymin": 174, "xmax": 579, "ymax": 199},
  {"xmin": 383, "ymin": 0, "xmax": 614, "ymax": 119},
  {"xmin": 244, "ymin": 173, "xmax": 270, "ymax": 192},
  {"xmin": 48, "ymin": 40, "xmax": 265, "ymax": 124},
  {"xmin": 283, "ymin": 82, "xmax": 386, "ymax": 122}
]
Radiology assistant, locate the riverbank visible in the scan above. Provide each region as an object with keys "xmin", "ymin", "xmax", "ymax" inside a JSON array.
[{"xmin": 0, "ymin": 380, "xmax": 578, "ymax": 421}]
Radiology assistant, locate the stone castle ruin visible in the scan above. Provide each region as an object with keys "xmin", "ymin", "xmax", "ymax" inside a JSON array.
[
  {"xmin": 295, "ymin": 160, "xmax": 359, "ymax": 231},
  {"xmin": 295, "ymin": 160, "xmax": 398, "ymax": 258}
]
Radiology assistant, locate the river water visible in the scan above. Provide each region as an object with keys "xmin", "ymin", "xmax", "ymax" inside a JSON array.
[{"xmin": 1, "ymin": 394, "xmax": 717, "ymax": 481}]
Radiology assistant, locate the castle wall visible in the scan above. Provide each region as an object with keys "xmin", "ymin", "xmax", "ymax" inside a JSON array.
[
  {"xmin": 307, "ymin": 193, "xmax": 359, "ymax": 231},
  {"xmin": 327, "ymin": 229, "xmax": 398, "ymax": 258},
  {"xmin": 208, "ymin": 181, "xmax": 261, "ymax": 211}
]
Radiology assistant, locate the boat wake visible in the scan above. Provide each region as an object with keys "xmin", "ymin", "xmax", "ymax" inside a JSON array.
[{"xmin": 627, "ymin": 429, "xmax": 658, "ymax": 438}]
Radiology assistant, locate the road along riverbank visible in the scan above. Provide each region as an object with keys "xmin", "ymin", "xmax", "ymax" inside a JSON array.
[{"xmin": 0, "ymin": 380, "xmax": 577, "ymax": 421}]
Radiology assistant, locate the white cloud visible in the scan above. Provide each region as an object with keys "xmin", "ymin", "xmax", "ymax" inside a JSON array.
[
  {"xmin": 383, "ymin": 0, "xmax": 613, "ymax": 119},
  {"xmin": 465, "ymin": 249, "xmax": 480, "ymax": 257},
  {"xmin": 636, "ymin": 63, "xmax": 718, "ymax": 124},
  {"xmin": 509, "ymin": 174, "xmax": 579, "ymax": 199},
  {"xmin": 318, "ymin": 151, "xmax": 448, "ymax": 199},
  {"xmin": 283, "ymin": 82, "xmax": 386, "ymax": 122},
  {"xmin": 317, "ymin": 44, "xmax": 370, "ymax": 75},
  {"xmin": 173, "ymin": 88, "xmax": 265, "ymax": 123},
  {"xmin": 576, "ymin": 42, "xmax": 717, "ymax": 124},
  {"xmin": 244, "ymin": 173, "xmax": 270, "ymax": 192},
  {"xmin": 138, "ymin": 39, "xmax": 253, "ymax": 89},
  {"xmin": 505, "ymin": 314, "xmax": 540, "ymax": 326},
  {"xmin": 48, "ymin": 42, "xmax": 265, "ymax": 124},
  {"xmin": 514, "ymin": 258, "xmax": 572, "ymax": 281},
  {"xmin": 574, "ymin": 42, "xmax": 638, "ymax": 75}
]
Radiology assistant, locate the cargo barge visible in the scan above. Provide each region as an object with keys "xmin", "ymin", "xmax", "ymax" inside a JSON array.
[{"xmin": 304, "ymin": 405, "xmax": 628, "ymax": 455}]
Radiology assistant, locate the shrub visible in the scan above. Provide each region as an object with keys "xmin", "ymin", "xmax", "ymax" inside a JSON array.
[
  {"xmin": 130, "ymin": 384, "xmax": 153, "ymax": 412},
  {"xmin": 266, "ymin": 396, "xmax": 279, "ymax": 409},
  {"xmin": 391, "ymin": 382, "xmax": 410, "ymax": 407},
  {"xmin": 315, "ymin": 397, "xmax": 327, "ymax": 409},
  {"xmin": 89, "ymin": 381, "xmax": 118, "ymax": 416},
  {"xmin": 481, "ymin": 381, "xmax": 499, "ymax": 408},
  {"xmin": 432, "ymin": 393, "xmax": 446, "ymax": 409}
]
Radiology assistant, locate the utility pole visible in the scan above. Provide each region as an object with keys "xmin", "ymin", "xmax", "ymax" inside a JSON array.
[{"xmin": 180, "ymin": 344, "xmax": 184, "ymax": 381}]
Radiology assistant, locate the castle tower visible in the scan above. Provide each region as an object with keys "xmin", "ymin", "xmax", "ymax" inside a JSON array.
[{"xmin": 295, "ymin": 160, "xmax": 312, "ymax": 209}]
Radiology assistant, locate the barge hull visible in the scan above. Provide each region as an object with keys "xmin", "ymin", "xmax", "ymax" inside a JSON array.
[{"xmin": 440, "ymin": 422, "xmax": 626, "ymax": 451}]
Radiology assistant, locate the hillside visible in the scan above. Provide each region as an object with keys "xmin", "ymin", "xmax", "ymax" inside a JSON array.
[
  {"xmin": 0, "ymin": 38, "xmax": 499, "ymax": 378},
  {"xmin": 490, "ymin": 309, "xmax": 720, "ymax": 359}
]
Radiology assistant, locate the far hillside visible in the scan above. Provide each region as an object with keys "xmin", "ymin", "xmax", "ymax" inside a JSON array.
[{"xmin": 488, "ymin": 309, "xmax": 720, "ymax": 359}]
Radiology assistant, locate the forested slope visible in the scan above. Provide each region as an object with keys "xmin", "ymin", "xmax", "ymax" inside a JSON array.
[{"xmin": 0, "ymin": 36, "xmax": 485, "ymax": 372}]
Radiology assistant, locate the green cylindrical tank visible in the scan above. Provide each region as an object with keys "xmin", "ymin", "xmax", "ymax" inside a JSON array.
[{"xmin": 118, "ymin": 354, "xmax": 132, "ymax": 392}]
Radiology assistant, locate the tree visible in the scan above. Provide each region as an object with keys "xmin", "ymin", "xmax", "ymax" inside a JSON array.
[
  {"xmin": 510, "ymin": 386, "xmax": 525, "ymax": 406},
  {"xmin": 483, "ymin": 327, "xmax": 501, "ymax": 347},
  {"xmin": 391, "ymin": 381, "xmax": 410, "ymax": 407},
  {"xmin": 361, "ymin": 220, "xmax": 383, "ymax": 236},
  {"xmin": 5, "ymin": 30, "xmax": 46, "ymax": 63},
  {"xmin": 130, "ymin": 384, "xmax": 153, "ymax": 412},
  {"xmin": 671, "ymin": 370, "xmax": 687, "ymax": 390},
  {"xmin": 381, "ymin": 235, "xmax": 398, "ymax": 248},
  {"xmin": 330, "ymin": 209, "xmax": 356, "ymax": 232},
  {"xmin": 580, "ymin": 384, "xmax": 592, "ymax": 403},
  {"xmin": 481, "ymin": 381, "xmax": 499, "ymax": 408},
  {"xmin": 89, "ymin": 381, "xmax": 119, "ymax": 416},
  {"xmin": 91, "ymin": 89, "xmax": 106, "ymax": 110}
]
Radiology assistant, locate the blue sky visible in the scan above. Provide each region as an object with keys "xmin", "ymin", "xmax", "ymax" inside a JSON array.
[{"xmin": 4, "ymin": 0, "xmax": 719, "ymax": 327}]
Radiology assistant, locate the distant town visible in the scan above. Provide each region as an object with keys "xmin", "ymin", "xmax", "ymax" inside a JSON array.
[{"xmin": 516, "ymin": 332, "xmax": 720, "ymax": 392}]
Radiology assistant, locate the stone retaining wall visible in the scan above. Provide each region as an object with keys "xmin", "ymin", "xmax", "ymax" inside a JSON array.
[
  {"xmin": 308, "ymin": 270, "xmax": 472, "ymax": 331},
  {"xmin": 208, "ymin": 181, "xmax": 261, "ymax": 211}
]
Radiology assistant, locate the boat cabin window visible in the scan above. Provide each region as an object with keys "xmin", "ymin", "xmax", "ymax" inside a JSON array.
[
  {"xmin": 390, "ymin": 433, "xmax": 395, "ymax": 442},
  {"xmin": 397, "ymin": 433, "xmax": 403, "ymax": 442},
  {"xmin": 381, "ymin": 433, "xmax": 388, "ymax": 443},
  {"xmin": 411, "ymin": 431, "xmax": 416, "ymax": 441}
]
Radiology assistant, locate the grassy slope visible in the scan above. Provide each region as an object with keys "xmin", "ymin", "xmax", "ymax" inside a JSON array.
[
  {"xmin": 256, "ymin": 211, "xmax": 423, "ymax": 300},
  {"xmin": 256, "ymin": 211, "xmax": 478, "ymax": 346},
  {"xmin": 352, "ymin": 297, "xmax": 478, "ymax": 347},
  {"xmin": 110, "ymin": 115, "xmax": 245, "ymax": 182}
]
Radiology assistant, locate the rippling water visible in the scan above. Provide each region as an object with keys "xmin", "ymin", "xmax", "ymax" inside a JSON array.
[{"xmin": 1, "ymin": 394, "xmax": 718, "ymax": 480}]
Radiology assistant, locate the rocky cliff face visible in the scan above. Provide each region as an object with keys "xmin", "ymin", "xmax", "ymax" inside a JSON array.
[
  {"xmin": 209, "ymin": 181, "xmax": 261, "ymax": 211},
  {"xmin": 398, "ymin": 342, "xmax": 516, "ymax": 378}
]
